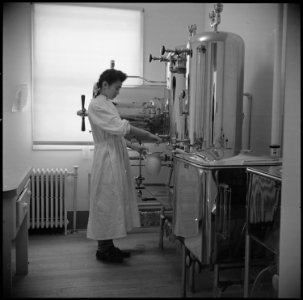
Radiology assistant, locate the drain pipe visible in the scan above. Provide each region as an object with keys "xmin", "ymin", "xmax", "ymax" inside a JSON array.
[
  {"xmin": 270, "ymin": 4, "xmax": 287, "ymax": 158},
  {"xmin": 71, "ymin": 166, "xmax": 78, "ymax": 233},
  {"xmin": 242, "ymin": 93, "xmax": 253, "ymax": 151},
  {"xmin": 66, "ymin": 165, "xmax": 79, "ymax": 233}
]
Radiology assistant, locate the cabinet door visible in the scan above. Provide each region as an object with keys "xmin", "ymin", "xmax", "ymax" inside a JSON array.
[
  {"xmin": 173, "ymin": 160, "xmax": 203, "ymax": 238},
  {"xmin": 247, "ymin": 173, "xmax": 281, "ymax": 252},
  {"xmin": 16, "ymin": 179, "xmax": 31, "ymax": 232}
]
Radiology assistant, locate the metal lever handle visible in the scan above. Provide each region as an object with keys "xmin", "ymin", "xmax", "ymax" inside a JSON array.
[
  {"xmin": 149, "ymin": 54, "xmax": 169, "ymax": 63},
  {"xmin": 81, "ymin": 95, "xmax": 86, "ymax": 131},
  {"xmin": 161, "ymin": 45, "xmax": 177, "ymax": 55},
  {"xmin": 162, "ymin": 45, "xmax": 192, "ymax": 57},
  {"xmin": 82, "ymin": 117, "xmax": 85, "ymax": 131},
  {"xmin": 161, "ymin": 45, "xmax": 176, "ymax": 55},
  {"xmin": 81, "ymin": 95, "xmax": 85, "ymax": 110}
]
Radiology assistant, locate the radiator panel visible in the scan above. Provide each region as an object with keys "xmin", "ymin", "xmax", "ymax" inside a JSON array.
[{"xmin": 30, "ymin": 168, "xmax": 68, "ymax": 233}]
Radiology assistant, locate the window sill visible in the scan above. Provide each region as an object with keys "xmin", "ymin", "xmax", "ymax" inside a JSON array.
[
  {"xmin": 32, "ymin": 142, "xmax": 140, "ymax": 155},
  {"xmin": 32, "ymin": 141, "xmax": 94, "ymax": 151}
]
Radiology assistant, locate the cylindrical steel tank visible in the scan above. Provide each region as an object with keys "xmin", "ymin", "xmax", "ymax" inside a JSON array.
[{"xmin": 184, "ymin": 30, "xmax": 245, "ymax": 157}]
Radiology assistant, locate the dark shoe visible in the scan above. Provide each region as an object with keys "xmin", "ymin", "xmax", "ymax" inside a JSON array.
[
  {"xmin": 113, "ymin": 246, "xmax": 131, "ymax": 258},
  {"xmin": 96, "ymin": 247, "xmax": 124, "ymax": 263}
]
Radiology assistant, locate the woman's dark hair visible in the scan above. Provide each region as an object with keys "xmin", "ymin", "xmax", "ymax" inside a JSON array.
[{"xmin": 97, "ymin": 69, "xmax": 127, "ymax": 88}]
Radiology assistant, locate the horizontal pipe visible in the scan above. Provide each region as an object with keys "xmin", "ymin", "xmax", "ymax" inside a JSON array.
[{"xmin": 128, "ymin": 75, "xmax": 166, "ymax": 85}]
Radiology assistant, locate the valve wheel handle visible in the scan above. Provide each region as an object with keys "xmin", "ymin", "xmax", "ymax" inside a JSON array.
[
  {"xmin": 161, "ymin": 45, "xmax": 166, "ymax": 55},
  {"xmin": 149, "ymin": 54, "xmax": 153, "ymax": 63}
]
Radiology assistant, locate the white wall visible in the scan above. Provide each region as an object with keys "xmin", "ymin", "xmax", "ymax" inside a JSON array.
[{"xmin": 3, "ymin": 3, "xmax": 32, "ymax": 171}]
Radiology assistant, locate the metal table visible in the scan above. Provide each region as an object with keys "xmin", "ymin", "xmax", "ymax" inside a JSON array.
[
  {"xmin": 171, "ymin": 152, "xmax": 281, "ymax": 297},
  {"xmin": 244, "ymin": 165, "xmax": 282, "ymax": 297}
]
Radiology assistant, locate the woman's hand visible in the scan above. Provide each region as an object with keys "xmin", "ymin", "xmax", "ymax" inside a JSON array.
[
  {"xmin": 131, "ymin": 144, "xmax": 149, "ymax": 155},
  {"xmin": 129, "ymin": 125, "xmax": 162, "ymax": 144},
  {"xmin": 149, "ymin": 133, "xmax": 162, "ymax": 144}
]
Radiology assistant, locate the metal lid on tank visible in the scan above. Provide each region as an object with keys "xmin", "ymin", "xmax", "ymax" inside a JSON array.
[{"xmin": 189, "ymin": 3, "xmax": 243, "ymax": 44}]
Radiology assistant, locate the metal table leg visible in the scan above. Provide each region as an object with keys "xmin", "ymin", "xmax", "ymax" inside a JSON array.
[
  {"xmin": 181, "ymin": 244, "xmax": 188, "ymax": 298},
  {"xmin": 159, "ymin": 207, "xmax": 165, "ymax": 250},
  {"xmin": 189, "ymin": 259, "xmax": 196, "ymax": 293},
  {"xmin": 213, "ymin": 264, "xmax": 221, "ymax": 297},
  {"xmin": 244, "ymin": 233, "xmax": 251, "ymax": 297}
]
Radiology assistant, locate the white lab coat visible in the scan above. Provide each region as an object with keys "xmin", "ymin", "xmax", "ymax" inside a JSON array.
[{"xmin": 86, "ymin": 95, "xmax": 140, "ymax": 240}]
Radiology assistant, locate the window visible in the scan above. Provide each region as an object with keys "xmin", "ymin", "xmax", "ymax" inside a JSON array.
[{"xmin": 32, "ymin": 3, "xmax": 143, "ymax": 147}]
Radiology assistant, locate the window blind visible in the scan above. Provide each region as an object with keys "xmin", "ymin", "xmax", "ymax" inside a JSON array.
[{"xmin": 32, "ymin": 3, "xmax": 143, "ymax": 145}]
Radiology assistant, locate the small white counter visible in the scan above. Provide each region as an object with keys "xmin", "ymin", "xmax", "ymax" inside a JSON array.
[{"xmin": 3, "ymin": 166, "xmax": 32, "ymax": 297}]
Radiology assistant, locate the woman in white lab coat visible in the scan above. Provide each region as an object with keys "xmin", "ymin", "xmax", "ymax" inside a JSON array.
[{"xmin": 86, "ymin": 69, "xmax": 162, "ymax": 263}]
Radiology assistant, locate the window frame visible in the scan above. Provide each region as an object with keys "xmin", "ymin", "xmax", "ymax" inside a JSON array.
[{"xmin": 31, "ymin": 3, "xmax": 144, "ymax": 150}]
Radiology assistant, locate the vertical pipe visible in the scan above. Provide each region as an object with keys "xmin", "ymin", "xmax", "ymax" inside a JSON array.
[
  {"xmin": 270, "ymin": 4, "xmax": 287, "ymax": 156},
  {"xmin": 242, "ymin": 93, "xmax": 253, "ymax": 151},
  {"xmin": 36, "ymin": 169, "xmax": 40, "ymax": 228},
  {"xmin": 64, "ymin": 169, "xmax": 68, "ymax": 235},
  {"xmin": 31, "ymin": 170, "xmax": 36, "ymax": 229},
  {"xmin": 45, "ymin": 169, "xmax": 49, "ymax": 228},
  {"xmin": 55, "ymin": 169, "xmax": 58, "ymax": 228},
  {"xmin": 50, "ymin": 169, "xmax": 54, "ymax": 228},
  {"xmin": 59, "ymin": 169, "xmax": 63, "ymax": 228},
  {"xmin": 41, "ymin": 169, "xmax": 44, "ymax": 228},
  {"xmin": 73, "ymin": 165, "xmax": 79, "ymax": 233}
]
